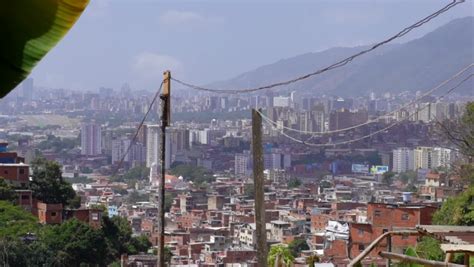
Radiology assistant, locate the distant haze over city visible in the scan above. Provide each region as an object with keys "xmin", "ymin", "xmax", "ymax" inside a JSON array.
[
  {"xmin": 23, "ymin": 0, "xmax": 473, "ymax": 93},
  {"xmin": 2, "ymin": 1, "xmax": 474, "ymax": 266}
]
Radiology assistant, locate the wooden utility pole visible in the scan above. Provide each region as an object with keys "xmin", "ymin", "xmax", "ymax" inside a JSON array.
[
  {"xmin": 158, "ymin": 70, "xmax": 171, "ymax": 267},
  {"xmin": 252, "ymin": 109, "xmax": 267, "ymax": 267},
  {"xmin": 386, "ymin": 234, "xmax": 392, "ymax": 266}
]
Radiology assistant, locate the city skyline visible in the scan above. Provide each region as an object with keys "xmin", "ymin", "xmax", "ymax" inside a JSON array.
[
  {"xmin": 1, "ymin": 1, "xmax": 473, "ymax": 266},
  {"xmin": 21, "ymin": 1, "xmax": 472, "ymax": 92}
]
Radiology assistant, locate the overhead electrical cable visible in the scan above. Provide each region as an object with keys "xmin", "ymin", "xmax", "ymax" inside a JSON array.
[
  {"xmin": 171, "ymin": 0, "xmax": 464, "ymax": 94},
  {"xmin": 265, "ymin": 73, "xmax": 473, "ymax": 147},
  {"xmin": 111, "ymin": 81, "xmax": 164, "ymax": 177},
  {"xmin": 256, "ymin": 63, "xmax": 473, "ymax": 135}
]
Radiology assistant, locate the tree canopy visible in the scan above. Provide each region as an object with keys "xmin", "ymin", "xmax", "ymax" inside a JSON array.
[
  {"xmin": 0, "ymin": 205, "xmax": 152, "ymax": 266},
  {"xmin": 397, "ymin": 247, "xmax": 424, "ymax": 267},
  {"xmin": 432, "ymin": 185, "xmax": 473, "ymax": 226},
  {"xmin": 170, "ymin": 164, "xmax": 215, "ymax": 185},
  {"xmin": 382, "ymin": 171, "xmax": 396, "ymax": 186},
  {"xmin": 438, "ymin": 101, "xmax": 474, "ymax": 158},
  {"xmin": 101, "ymin": 216, "xmax": 151, "ymax": 260},
  {"xmin": 121, "ymin": 166, "xmax": 149, "ymax": 181},
  {"xmin": 126, "ymin": 190, "xmax": 149, "ymax": 204},
  {"xmin": 287, "ymin": 177, "xmax": 302, "ymax": 189},
  {"xmin": 0, "ymin": 200, "xmax": 39, "ymax": 238},
  {"xmin": 0, "ymin": 178, "xmax": 17, "ymax": 203},
  {"xmin": 40, "ymin": 219, "xmax": 108, "ymax": 266},
  {"xmin": 36, "ymin": 135, "xmax": 79, "ymax": 153},
  {"xmin": 415, "ymin": 236, "xmax": 444, "ymax": 261},
  {"xmin": 114, "ymin": 165, "xmax": 150, "ymax": 187},
  {"xmin": 268, "ymin": 245, "xmax": 294, "ymax": 267},
  {"xmin": 288, "ymin": 239, "xmax": 309, "ymax": 257},
  {"xmin": 30, "ymin": 157, "xmax": 76, "ymax": 206},
  {"xmin": 244, "ymin": 183, "xmax": 255, "ymax": 198},
  {"xmin": 164, "ymin": 192, "xmax": 174, "ymax": 212}
]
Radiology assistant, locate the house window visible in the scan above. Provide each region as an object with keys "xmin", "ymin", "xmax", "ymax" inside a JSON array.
[
  {"xmin": 19, "ymin": 169, "xmax": 25, "ymax": 174},
  {"xmin": 374, "ymin": 210, "xmax": 381, "ymax": 217},
  {"xmin": 402, "ymin": 234, "xmax": 409, "ymax": 240},
  {"xmin": 21, "ymin": 195, "xmax": 29, "ymax": 200},
  {"xmin": 358, "ymin": 229, "xmax": 364, "ymax": 235},
  {"xmin": 359, "ymin": 244, "xmax": 365, "ymax": 251},
  {"xmin": 92, "ymin": 213, "xmax": 99, "ymax": 221},
  {"xmin": 402, "ymin": 213, "xmax": 409, "ymax": 220},
  {"xmin": 51, "ymin": 212, "xmax": 57, "ymax": 217}
]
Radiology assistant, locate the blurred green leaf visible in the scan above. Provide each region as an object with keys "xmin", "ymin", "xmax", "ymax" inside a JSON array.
[{"xmin": 0, "ymin": 0, "xmax": 89, "ymax": 97}]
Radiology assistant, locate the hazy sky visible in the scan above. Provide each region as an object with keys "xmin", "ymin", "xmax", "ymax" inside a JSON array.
[{"xmin": 29, "ymin": 0, "xmax": 472, "ymax": 91}]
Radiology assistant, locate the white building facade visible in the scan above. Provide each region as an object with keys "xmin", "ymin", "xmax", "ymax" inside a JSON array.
[
  {"xmin": 81, "ymin": 122, "xmax": 102, "ymax": 156},
  {"xmin": 392, "ymin": 147, "xmax": 414, "ymax": 173}
]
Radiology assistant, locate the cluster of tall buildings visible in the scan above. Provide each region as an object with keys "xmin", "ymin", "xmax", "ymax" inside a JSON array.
[
  {"xmin": 3, "ymin": 77, "xmax": 473, "ymax": 267},
  {"xmin": 265, "ymin": 100, "xmax": 463, "ymax": 136},
  {"xmin": 392, "ymin": 146, "xmax": 455, "ymax": 173},
  {"xmin": 80, "ymin": 122, "xmax": 102, "ymax": 156},
  {"xmin": 234, "ymin": 149, "xmax": 291, "ymax": 176},
  {"xmin": 412, "ymin": 102, "xmax": 459, "ymax": 122}
]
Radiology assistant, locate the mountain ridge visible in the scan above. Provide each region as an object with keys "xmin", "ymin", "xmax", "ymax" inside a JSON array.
[{"xmin": 206, "ymin": 16, "xmax": 474, "ymax": 96}]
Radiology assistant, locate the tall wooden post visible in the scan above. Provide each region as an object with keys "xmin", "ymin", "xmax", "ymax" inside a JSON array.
[
  {"xmin": 158, "ymin": 70, "xmax": 171, "ymax": 267},
  {"xmin": 252, "ymin": 109, "xmax": 267, "ymax": 267},
  {"xmin": 387, "ymin": 235, "xmax": 392, "ymax": 266}
]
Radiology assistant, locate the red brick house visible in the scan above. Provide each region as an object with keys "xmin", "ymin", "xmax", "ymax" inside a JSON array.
[
  {"xmin": 325, "ymin": 202, "xmax": 437, "ymax": 260},
  {"xmin": 36, "ymin": 202, "xmax": 63, "ymax": 224},
  {"xmin": 65, "ymin": 208, "xmax": 103, "ymax": 229},
  {"xmin": 349, "ymin": 203, "xmax": 437, "ymax": 257},
  {"xmin": 0, "ymin": 163, "xmax": 29, "ymax": 188}
]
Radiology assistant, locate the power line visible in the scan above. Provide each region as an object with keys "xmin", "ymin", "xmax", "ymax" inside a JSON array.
[
  {"xmin": 111, "ymin": 81, "xmax": 164, "ymax": 177},
  {"xmin": 256, "ymin": 63, "xmax": 473, "ymax": 135},
  {"xmin": 171, "ymin": 0, "xmax": 464, "ymax": 94},
  {"xmin": 265, "ymin": 73, "xmax": 473, "ymax": 147}
]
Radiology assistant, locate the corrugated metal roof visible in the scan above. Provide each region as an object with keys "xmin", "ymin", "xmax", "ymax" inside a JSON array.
[
  {"xmin": 440, "ymin": 244, "xmax": 474, "ymax": 253},
  {"xmin": 417, "ymin": 225, "xmax": 474, "ymax": 245}
]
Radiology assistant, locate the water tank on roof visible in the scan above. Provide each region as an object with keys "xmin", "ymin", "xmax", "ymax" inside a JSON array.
[
  {"xmin": 402, "ymin": 192, "xmax": 412, "ymax": 203},
  {"xmin": 0, "ymin": 142, "xmax": 8, "ymax": 152}
]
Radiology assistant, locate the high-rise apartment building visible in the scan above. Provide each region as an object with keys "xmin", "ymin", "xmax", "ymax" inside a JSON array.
[
  {"xmin": 433, "ymin": 147, "xmax": 452, "ymax": 169},
  {"xmin": 137, "ymin": 124, "xmax": 148, "ymax": 147},
  {"xmin": 264, "ymin": 153, "xmax": 291, "ymax": 170},
  {"xmin": 146, "ymin": 125, "xmax": 160, "ymax": 168},
  {"xmin": 331, "ymin": 97, "xmax": 353, "ymax": 111},
  {"xmin": 146, "ymin": 124, "xmax": 173, "ymax": 170},
  {"xmin": 111, "ymin": 138, "xmax": 131, "ymax": 164},
  {"xmin": 130, "ymin": 142, "xmax": 146, "ymax": 166},
  {"xmin": 392, "ymin": 148, "xmax": 414, "ymax": 173},
  {"xmin": 434, "ymin": 102, "xmax": 448, "ymax": 121},
  {"xmin": 298, "ymin": 112, "xmax": 311, "ymax": 132},
  {"xmin": 81, "ymin": 122, "xmax": 102, "ymax": 156},
  {"xmin": 273, "ymin": 96, "xmax": 291, "ymax": 108},
  {"xmin": 311, "ymin": 110, "xmax": 326, "ymax": 132},
  {"xmin": 416, "ymin": 103, "xmax": 433, "ymax": 123},
  {"xmin": 414, "ymin": 146, "xmax": 434, "ymax": 169},
  {"xmin": 235, "ymin": 151, "xmax": 251, "ymax": 176},
  {"xmin": 329, "ymin": 109, "xmax": 368, "ymax": 131},
  {"xmin": 396, "ymin": 146, "xmax": 453, "ymax": 171},
  {"xmin": 298, "ymin": 111, "xmax": 325, "ymax": 133}
]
